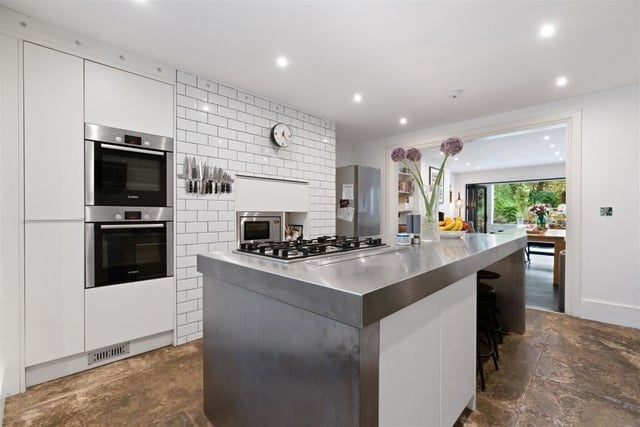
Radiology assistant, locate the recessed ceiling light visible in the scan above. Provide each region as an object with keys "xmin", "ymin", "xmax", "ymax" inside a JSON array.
[
  {"xmin": 559, "ymin": 157, "xmax": 564, "ymax": 161},
  {"xmin": 202, "ymin": 105, "xmax": 209, "ymax": 111},
  {"xmin": 322, "ymin": 138, "xmax": 328, "ymax": 142},
  {"xmin": 454, "ymin": 157, "xmax": 459, "ymax": 161},
  {"xmin": 439, "ymin": 152, "xmax": 444, "ymax": 156},
  {"xmin": 466, "ymin": 162, "xmax": 470, "ymax": 166},
  {"xmin": 549, "ymin": 144, "xmax": 556, "ymax": 148},
  {"xmin": 544, "ymin": 135, "xmax": 550, "ymax": 140},
  {"xmin": 556, "ymin": 76, "xmax": 568, "ymax": 87},
  {"xmin": 476, "ymin": 166, "xmax": 480, "ymax": 169},
  {"xmin": 539, "ymin": 23, "xmax": 555, "ymax": 38},
  {"xmin": 554, "ymin": 151, "xmax": 560, "ymax": 156},
  {"xmin": 353, "ymin": 93, "xmax": 362, "ymax": 103},
  {"xmin": 399, "ymin": 117, "xmax": 407, "ymax": 125},
  {"xmin": 276, "ymin": 56, "xmax": 289, "ymax": 68}
]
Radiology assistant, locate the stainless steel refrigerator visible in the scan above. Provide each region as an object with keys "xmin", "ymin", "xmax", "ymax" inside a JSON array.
[{"xmin": 336, "ymin": 165, "xmax": 381, "ymax": 237}]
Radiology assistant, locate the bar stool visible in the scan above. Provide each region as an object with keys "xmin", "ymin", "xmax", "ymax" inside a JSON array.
[
  {"xmin": 477, "ymin": 282, "xmax": 506, "ymax": 350},
  {"xmin": 477, "ymin": 302, "xmax": 499, "ymax": 391}
]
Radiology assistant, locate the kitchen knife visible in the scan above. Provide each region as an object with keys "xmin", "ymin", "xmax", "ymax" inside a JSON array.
[
  {"xmin": 191, "ymin": 157, "xmax": 198, "ymax": 193},
  {"xmin": 197, "ymin": 159, "xmax": 204, "ymax": 194},
  {"xmin": 213, "ymin": 167, "xmax": 218, "ymax": 194},
  {"xmin": 184, "ymin": 155, "xmax": 192, "ymax": 193},
  {"xmin": 201, "ymin": 161, "xmax": 207, "ymax": 194}
]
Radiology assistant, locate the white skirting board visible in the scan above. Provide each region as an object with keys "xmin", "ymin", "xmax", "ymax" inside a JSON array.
[
  {"xmin": 581, "ymin": 299, "xmax": 640, "ymax": 329},
  {"xmin": 25, "ymin": 331, "xmax": 172, "ymax": 387},
  {"xmin": 0, "ymin": 364, "xmax": 5, "ymax": 426}
]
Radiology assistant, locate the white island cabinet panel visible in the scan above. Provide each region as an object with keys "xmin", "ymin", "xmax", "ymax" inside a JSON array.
[
  {"xmin": 24, "ymin": 42, "xmax": 84, "ymax": 221},
  {"xmin": 379, "ymin": 274, "xmax": 476, "ymax": 426},
  {"xmin": 440, "ymin": 275, "xmax": 477, "ymax": 426},
  {"xmin": 85, "ymin": 277, "xmax": 174, "ymax": 350},
  {"xmin": 379, "ymin": 286, "xmax": 442, "ymax": 426},
  {"xmin": 85, "ymin": 61, "xmax": 174, "ymax": 137},
  {"xmin": 25, "ymin": 222, "xmax": 85, "ymax": 366}
]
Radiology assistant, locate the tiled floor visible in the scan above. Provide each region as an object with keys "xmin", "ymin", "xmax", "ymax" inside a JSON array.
[{"xmin": 5, "ymin": 309, "xmax": 640, "ymax": 426}]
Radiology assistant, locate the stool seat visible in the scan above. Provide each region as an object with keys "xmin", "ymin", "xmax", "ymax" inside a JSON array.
[{"xmin": 478, "ymin": 270, "xmax": 501, "ymax": 280}]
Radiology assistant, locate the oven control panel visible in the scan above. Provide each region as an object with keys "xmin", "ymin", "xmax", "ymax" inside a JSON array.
[{"xmin": 85, "ymin": 206, "xmax": 172, "ymax": 223}]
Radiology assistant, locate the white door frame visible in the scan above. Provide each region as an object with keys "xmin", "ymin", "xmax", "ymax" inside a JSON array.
[{"xmin": 384, "ymin": 110, "xmax": 582, "ymax": 318}]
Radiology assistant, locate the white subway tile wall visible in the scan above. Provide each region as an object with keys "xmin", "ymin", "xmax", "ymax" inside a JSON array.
[{"xmin": 175, "ymin": 70, "xmax": 337, "ymax": 344}]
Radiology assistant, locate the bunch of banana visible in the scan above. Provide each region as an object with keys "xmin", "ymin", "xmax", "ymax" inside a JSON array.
[{"xmin": 438, "ymin": 216, "xmax": 465, "ymax": 231}]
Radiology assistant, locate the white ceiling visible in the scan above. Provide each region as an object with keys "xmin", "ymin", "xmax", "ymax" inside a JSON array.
[
  {"xmin": 420, "ymin": 125, "xmax": 566, "ymax": 174},
  {"xmin": 1, "ymin": 1, "xmax": 638, "ymax": 144}
]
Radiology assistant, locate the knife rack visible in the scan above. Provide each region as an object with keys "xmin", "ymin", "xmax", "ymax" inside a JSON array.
[{"xmin": 180, "ymin": 155, "xmax": 234, "ymax": 194}]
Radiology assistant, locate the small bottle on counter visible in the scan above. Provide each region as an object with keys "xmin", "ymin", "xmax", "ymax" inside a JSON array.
[{"xmin": 411, "ymin": 235, "xmax": 421, "ymax": 244}]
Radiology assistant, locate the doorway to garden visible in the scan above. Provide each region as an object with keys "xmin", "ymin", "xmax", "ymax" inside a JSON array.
[{"xmin": 466, "ymin": 178, "xmax": 567, "ymax": 312}]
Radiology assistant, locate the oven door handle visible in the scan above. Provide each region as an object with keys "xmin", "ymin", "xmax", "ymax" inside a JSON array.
[
  {"xmin": 100, "ymin": 224, "xmax": 165, "ymax": 230},
  {"xmin": 100, "ymin": 143, "xmax": 165, "ymax": 156}
]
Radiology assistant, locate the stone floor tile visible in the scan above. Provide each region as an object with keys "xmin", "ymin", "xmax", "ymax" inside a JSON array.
[
  {"xmin": 515, "ymin": 376, "xmax": 640, "ymax": 427},
  {"xmin": 3, "ymin": 394, "xmax": 87, "ymax": 427}
]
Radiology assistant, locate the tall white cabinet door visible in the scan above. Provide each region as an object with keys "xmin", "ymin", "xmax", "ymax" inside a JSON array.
[
  {"xmin": 24, "ymin": 43, "xmax": 84, "ymax": 221},
  {"xmin": 25, "ymin": 222, "xmax": 84, "ymax": 366},
  {"xmin": 440, "ymin": 275, "xmax": 477, "ymax": 426},
  {"xmin": 85, "ymin": 61, "xmax": 174, "ymax": 137}
]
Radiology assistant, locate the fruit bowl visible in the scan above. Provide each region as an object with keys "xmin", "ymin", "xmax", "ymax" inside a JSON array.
[{"xmin": 439, "ymin": 230, "xmax": 467, "ymax": 239}]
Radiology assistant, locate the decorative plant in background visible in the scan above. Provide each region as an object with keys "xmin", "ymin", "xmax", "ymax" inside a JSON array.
[
  {"xmin": 391, "ymin": 137, "xmax": 464, "ymax": 239},
  {"xmin": 530, "ymin": 204, "xmax": 550, "ymax": 229}
]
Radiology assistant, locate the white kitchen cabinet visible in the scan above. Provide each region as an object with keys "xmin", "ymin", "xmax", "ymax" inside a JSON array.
[
  {"xmin": 25, "ymin": 221, "xmax": 85, "ymax": 367},
  {"xmin": 379, "ymin": 274, "xmax": 476, "ymax": 426},
  {"xmin": 440, "ymin": 276, "xmax": 477, "ymax": 426},
  {"xmin": 85, "ymin": 61, "xmax": 174, "ymax": 137},
  {"xmin": 24, "ymin": 42, "xmax": 84, "ymax": 221},
  {"xmin": 85, "ymin": 277, "xmax": 174, "ymax": 350},
  {"xmin": 236, "ymin": 175, "xmax": 309, "ymax": 212}
]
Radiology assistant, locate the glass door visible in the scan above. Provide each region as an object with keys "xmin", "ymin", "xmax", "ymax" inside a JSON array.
[{"xmin": 466, "ymin": 184, "xmax": 488, "ymax": 233}]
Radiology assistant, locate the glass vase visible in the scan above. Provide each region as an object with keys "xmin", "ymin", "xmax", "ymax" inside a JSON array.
[
  {"xmin": 421, "ymin": 185, "xmax": 440, "ymax": 242},
  {"xmin": 536, "ymin": 215, "xmax": 546, "ymax": 230}
]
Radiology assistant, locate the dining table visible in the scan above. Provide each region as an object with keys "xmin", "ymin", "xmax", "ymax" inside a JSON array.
[{"xmin": 526, "ymin": 228, "xmax": 566, "ymax": 285}]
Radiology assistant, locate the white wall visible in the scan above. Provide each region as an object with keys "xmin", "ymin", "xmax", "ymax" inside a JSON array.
[
  {"xmin": 336, "ymin": 140, "xmax": 356, "ymax": 167},
  {"xmin": 174, "ymin": 70, "xmax": 336, "ymax": 344},
  {"xmin": 352, "ymin": 84, "xmax": 640, "ymax": 329},
  {"xmin": 0, "ymin": 34, "xmax": 22, "ymax": 396}
]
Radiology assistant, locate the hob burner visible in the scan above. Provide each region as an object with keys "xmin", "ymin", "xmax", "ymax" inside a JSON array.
[{"xmin": 236, "ymin": 236, "xmax": 385, "ymax": 262}]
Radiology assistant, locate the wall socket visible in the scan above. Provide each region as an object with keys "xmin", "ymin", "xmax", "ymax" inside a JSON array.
[{"xmin": 600, "ymin": 207, "xmax": 613, "ymax": 216}]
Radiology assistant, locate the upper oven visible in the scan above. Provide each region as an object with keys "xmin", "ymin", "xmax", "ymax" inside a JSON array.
[
  {"xmin": 85, "ymin": 123, "xmax": 173, "ymax": 207},
  {"xmin": 237, "ymin": 211, "xmax": 282, "ymax": 246},
  {"xmin": 85, "ymin": 206, "xmax": 173, "ymax": 288}
]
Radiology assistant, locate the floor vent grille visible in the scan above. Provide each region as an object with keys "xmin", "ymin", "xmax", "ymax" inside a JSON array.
[{"xmin": 88, "ymin": 342, "xmax": 130, "ymax": 365}]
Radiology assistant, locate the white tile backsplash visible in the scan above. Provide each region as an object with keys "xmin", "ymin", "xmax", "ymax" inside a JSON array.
[{"xmin": 175, "ymin": 70, "xmax": 336, "ymax": 342}]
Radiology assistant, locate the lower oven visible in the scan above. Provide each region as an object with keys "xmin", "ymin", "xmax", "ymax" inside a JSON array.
[{"xmin": 85, "ymin": 206, "xmax": 173, "ymax": 288}]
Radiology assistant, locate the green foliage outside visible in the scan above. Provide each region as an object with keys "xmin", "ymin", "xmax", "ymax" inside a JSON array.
[{"xmin": 493, "ymin": 179, "xmax": 566, "ymax": 223}]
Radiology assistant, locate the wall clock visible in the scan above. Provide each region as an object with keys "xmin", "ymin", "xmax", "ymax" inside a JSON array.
[{"xmin": 271, "ymin": 122, "xmax": 292, "ymax": 147}]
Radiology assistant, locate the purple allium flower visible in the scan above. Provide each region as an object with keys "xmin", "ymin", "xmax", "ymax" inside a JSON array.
[
  {"xmin": 406, "ymin": 148, "xmax": 422, "ymax": 162},
  {"xmin": 391, "ymin": 147, "xmax": 406, "ymax": 162},
  {"xmin": 440, "ymin": 137, "xmax": 464, "ymax": 156}
]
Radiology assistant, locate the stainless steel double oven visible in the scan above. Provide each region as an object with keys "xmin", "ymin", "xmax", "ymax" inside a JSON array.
[{"xmin": 84, "ymin": 124, "xmax": 174, "ymax": 288}]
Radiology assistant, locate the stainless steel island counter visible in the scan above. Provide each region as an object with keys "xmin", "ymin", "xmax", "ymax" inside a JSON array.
[{"xmin": 197, "ymin": 231, "xmax": 526, "ymax": 427}]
